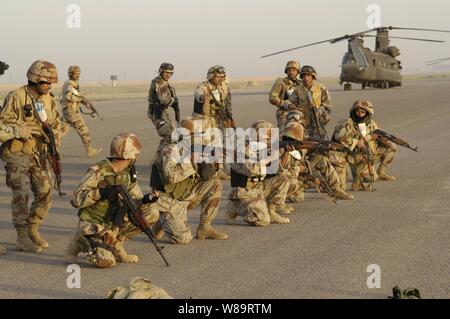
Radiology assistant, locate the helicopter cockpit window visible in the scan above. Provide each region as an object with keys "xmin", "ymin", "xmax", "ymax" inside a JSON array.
[{"xmin": 343, "ymin": 54, "xmax": 356, "ymax": 64}]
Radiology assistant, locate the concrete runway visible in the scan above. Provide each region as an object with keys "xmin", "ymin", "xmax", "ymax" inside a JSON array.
[{"xmin": 0, "ymin": 78, "xmax": 449, "ymax": 299}]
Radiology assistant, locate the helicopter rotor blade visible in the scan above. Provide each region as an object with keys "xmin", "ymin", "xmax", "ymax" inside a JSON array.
[
  {"xmin": 386, "ymin": 26, "xmax": 450, "ymax": 33},
  {"xmin": 425, "ymin": 57, "xmax": 450, "ymax": 63},
  {"xmin": 260, "ymin": 38, "xmax": 338, "ymax": 59},
  {"xmin": 425, "ymin": 58, "xmax": 450, "ymax": 65},
  {"xmin": 363, "ymin": 35, "xmax": 444, "ymax": 43}
]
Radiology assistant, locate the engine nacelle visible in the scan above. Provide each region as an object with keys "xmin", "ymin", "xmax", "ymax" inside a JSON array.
[{"xmin": 385, "ymin": 46, "xmax": 400, "ymax": 58}]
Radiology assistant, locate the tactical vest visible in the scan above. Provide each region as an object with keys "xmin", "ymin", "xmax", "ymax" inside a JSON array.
[
  {"xmin": 150, "ymin": 145, "xmax": 197, "ymax": 201},
  {"xmin": 0, "ymin": 86, "xmax": 53, "ymax": 161},
  {"xmin": 78, "ymin": 160, "xmax": 135, "ymax": 225}
]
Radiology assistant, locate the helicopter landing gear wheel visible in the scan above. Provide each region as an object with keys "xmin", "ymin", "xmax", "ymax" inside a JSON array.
[
  {"xmin": 344, "ymin": 83, "xmax": 352, "ymax": 91},
  {"xmin": 362, "ymin": 83, "xmax": 366, "ymax": 90}
]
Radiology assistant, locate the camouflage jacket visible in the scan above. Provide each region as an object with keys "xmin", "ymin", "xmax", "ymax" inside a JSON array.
[
  {"xmin": 288, "ymin": 82, "xmax": 332, "ymax": 137},
  {"xmin": 73, "ymin": 159, "xmax": 143, "ymax": 225},
  {"xmin": 147, "ymin": 75, "xmax": 177, "ymax": 119},
  {"xmin": 0, "ymin": 85, "xmax": 62, "ymax": 165},
  {"xmin": 193, "ymin": 80, "xmax": 232, "ymax": 120},
  {"xmin": 154, "ymin": 142, "xmax": 198, "ymax": 200},
  {"xmin": 61, "ymin": 79, "xmax": 83, "ymax": 110},
  {"xmin": 269, "ymin": 77, "xmax": 300, "ymax": 108},
  {"xmin": 0, "ymin": 122, "xmax": 22, "ymax": 143},
  {"xmin": 333, "ymin": 117, "xmax": 380, "ymax": 154}
]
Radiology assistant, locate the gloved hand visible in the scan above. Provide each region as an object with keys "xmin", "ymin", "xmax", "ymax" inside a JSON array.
[
  {"xmin": 141, "ymin": 191, "xmax": 160, "ymax": 204},
  {"xmin": 99, "ymin": 185, "xmax": 117, "ymax": 200}
]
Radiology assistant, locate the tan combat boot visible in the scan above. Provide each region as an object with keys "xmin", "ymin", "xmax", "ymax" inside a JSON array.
[
  {"xmin": 28, "ymin": 224, "xmax": 49, "ymax": 248},
  {"xmin": 351, "ymin": 176, "xmax": 373, "ymax": 192},
  {"xmin": 16, "ymin": 227, "xmax": 42, "ymax": 253},
  {"xmin": 0, "ymin": 244, "xmax": 6, "ymax": 255},
  {"xmin": 196, "ymin": 223, "xmax": 229, "ymax": 240},
  {"xmin": 277, "ymin": 203, "xmax": 294, "ymax": 215},
  {"xmin": 86, "ymin": 146, "xmax": 103, "ymax": 158},
  {"xmin": 377, "ymin": 166, "xmax": 396, "ymax": 181},
  {"xmin": 334, "ymin": 189, "xmax": 354, "ymax": 200},
  {"xmin": 226, "ymin": 201, "xmax": 239, "ymax": 224},
  {"xmin": 152, "ymin": 220, "xmax": 165, "ymax": 241},
  {"xmin": 286, "ymin": 192, "xmax": 305, "ymax": 203},
  {"xmin": 64, "ymin": 235, "xmax": 82, "ymax": 264},
  {"xmin": 269, "ymin": 205, "xmax": 290, "ymax": 224},
  {"xmin": 113, "ymin": 239, "xmax": 139, "ymax": 263}
]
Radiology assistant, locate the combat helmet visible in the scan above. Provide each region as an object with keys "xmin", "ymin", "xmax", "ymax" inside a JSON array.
[
  {"xmin": 27, "ymin": 60, "xmax": 58, "ymax": 84},
  {"xmin": 110, "ymin": 133, "xmax": 142, "ymax": 160}
]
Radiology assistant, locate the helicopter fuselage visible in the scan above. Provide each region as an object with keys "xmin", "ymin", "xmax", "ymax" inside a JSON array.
[{"xmin": 340, "ymin": 47, "xmax": 402, "ymax": 89}]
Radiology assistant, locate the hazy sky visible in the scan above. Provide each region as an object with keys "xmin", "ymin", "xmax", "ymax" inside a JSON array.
[{"xmin": 1, "ymin": 0, "xmax": 449, "ymax": 83}]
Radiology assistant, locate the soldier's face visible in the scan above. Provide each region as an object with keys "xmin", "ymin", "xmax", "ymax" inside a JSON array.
[
  {"xmin": 71, "ymin": 72, "xmax": 80, "ymax": 80},
  {"xmin": 287, "ymin": 68, "xmax": 298, "ymax": 80},
  {"xmin": 302, "ymin": 74, "xmax": 314, "ymax": 87},
  {"xmin": 37, "ymin": 82, "xmax": 52, "ymax": 95},
  {"xmin": 356, "ymin": 108, "xmax": 367, "ymax": 118},
  {"xmin": 211, "ymin": 74, "xmax": 225, "ymax": 86},
  {"xmin": 162, "ymin": 72, "xmax": 173, "ymax": 81}
]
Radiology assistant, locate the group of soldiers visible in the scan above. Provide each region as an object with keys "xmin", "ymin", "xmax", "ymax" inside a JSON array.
[{"xmin": 0, "ymin": 59, "xmax": 397, "ymax": 270}]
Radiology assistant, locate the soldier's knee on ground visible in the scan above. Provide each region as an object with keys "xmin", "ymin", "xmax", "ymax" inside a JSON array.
[
  {"xmin": 169, "ymin": 232, "xmax": 193, "ymax": 245},
  {"xmin": 89, "ymin": 247, "xmax": 117, "ymax": 269}
]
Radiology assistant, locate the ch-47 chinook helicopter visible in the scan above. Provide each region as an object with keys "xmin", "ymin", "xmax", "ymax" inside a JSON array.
[{"xmin": 261, "ymin": 26, "xmax": 450, "ymax": 90}]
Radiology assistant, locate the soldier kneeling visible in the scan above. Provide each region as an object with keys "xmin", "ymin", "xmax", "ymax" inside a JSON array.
[
  {"xmin": 65, "ymin": 133, "xmax": 159, "ymax": 268},
  {"xmin": 227, "ymin": 120, "xmax": 290, "ymax": 226}
]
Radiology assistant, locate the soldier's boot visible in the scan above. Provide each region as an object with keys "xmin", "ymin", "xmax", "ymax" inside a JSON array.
[
  {"xmin": 196, "ymin": 222, "xmax": 229, "ymax": 240},
  {"xmin": 64, "ymin": 235, "xmax": 82, "ymax": 264},
  {"xmin": 86, "ymin": 145, "xmax": 103, "ymax": 158},
  {"xmin": 0, "ymin": 244, "xmax": 6, "ymax": 255},
  {"xmin": 226, "ymin": 201, "xmax": 239, "ymax": 224},
  {"xmin": 269, "ymin": 205, "xmax": 290, "ymax": 224},
  {"xmin": 286, "ymin": 192, "xmax": 305, "ymax": 203},
  {"xmin": 277, "ymin": 203, "xmax": 294, "ymax": 215},
  {"xmin": 334, "ymin": 188, "xmax": 354, "ymax": 200},
  {"xmin": 16, "ymin": 227, "xmax": 42, "ymax": 253},
  {"xmin": 351, "ymin": 176, "xmax": 372, "ymax": 192},
  {"xmin": 28, "ymin": 224, "xmax": 49, "ymax": 248},
  {"xmin": 113, "ymin": 238, "xmax": 139, "ymax": 263},
  {"xmin": 153, "ymin": 220, "xmax": 165, "ymax": 241},
  {"xmin": 377, "ymin": 165, "xmax": 396, "ymax": 181}
]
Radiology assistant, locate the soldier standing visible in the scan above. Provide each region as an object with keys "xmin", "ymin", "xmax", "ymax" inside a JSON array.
[
  {"xmin": 0, "ymin": 60, "xmax": 63, "ymax": 253},
  {"xmin": 269, "ymin": 61, "xmax": 301, "ymax": 129},
  {"xmin": 193, "ymin": 65, "xmax": 233, "ymax": 179},
  {"xmin": 148, "ymin": 63, "xmax": 180, "ymax": 142},
  {"xmin": 61, "ymin": 65, "xmax": 102, "ymax": 157},
  {"xmin": 288, "ymin": 65, "xmax": 332, "ymax": 139},
  {"xmin": 333, "ymin": 100, "xmax": 397, "ymax": 191},
  {"xmin": 65, "ymin": 133, "xmax": 160, "ymax": 268},
  {"xmin": 0, "ymin": 123, "xmax": 41, "ymax": 255}
]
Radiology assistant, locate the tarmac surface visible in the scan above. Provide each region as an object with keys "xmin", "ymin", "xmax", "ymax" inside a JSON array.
[{"xmin": 0, "ymin": 78, "xmax": 449, "ymax": 299}]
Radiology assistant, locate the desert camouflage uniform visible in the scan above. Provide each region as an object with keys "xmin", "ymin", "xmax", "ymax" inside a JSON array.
[
  {"xmin": 0, "ymin": 85, "xmax": 62, "ymax": 235},
  {"xmin": 227, "ymin": 137, "xmax": 290, "ymax": 226},
  {"xmin": 107, "ymin": 277, "xmax": 173, "ymax": 299},
  {"xmin": 148, "ymin": 75, "xmax": 178, "ymax": 140},
  {"xmin": 270, "ymin": 77, "xmax": 300, "ymax": 129},
  {"xmin": 151, "ymin": 141, "xmax": 224, "ymax": 244},
  {"xmin": 282, "ymin": 113, "xmax": 351, "ymax": 199},
  {"xmin": 333, "ymin": 102, "xmax": 397, "ymax": 188},
  {"xmin": 61, "ymin": 79, "xmax": 96, "ymax": 152},
  {"xmin": 67, "ymin": 159, "xmax": 159, "ymax": 268},
  {"xmin": 288, "ymin": 82, "xmax": 332, "ymax": 139},
  {"xmin": 193, "ymin": 77, "xmax": 232, "ymax": 132},
  {"xmin": 0, "ymin": 122, "xmax": 33, "ymax": 255}
]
